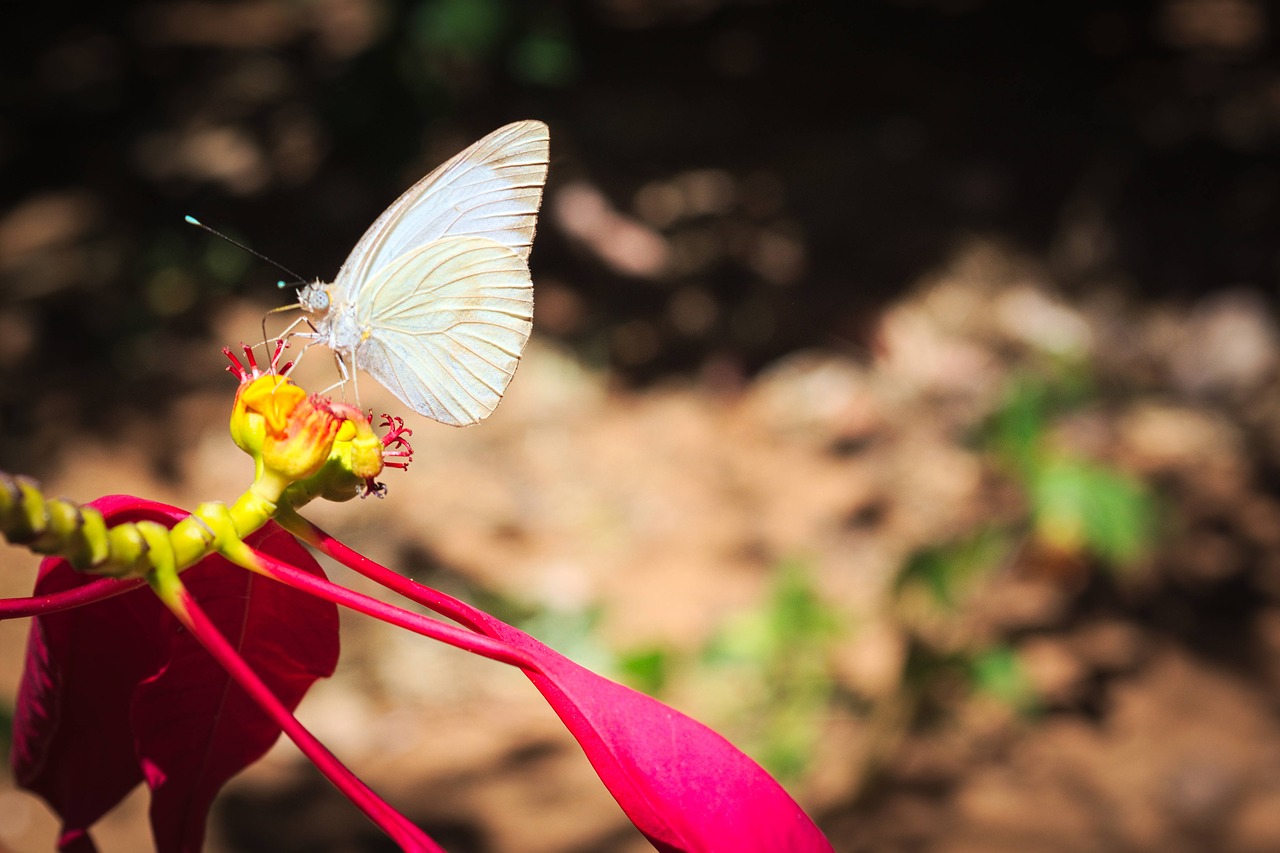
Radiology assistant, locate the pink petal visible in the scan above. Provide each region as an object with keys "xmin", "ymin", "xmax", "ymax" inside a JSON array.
[
  {"xmin": 484, "ymin": 618, "xmax": 832, "ymax": 852},
  {"xmin": 309, "ymin": 531, "xmax": 833, "ymax": 852},
  {"xmin": 12, "ymin": 496, "xmax": 339, "ymax": 853}
]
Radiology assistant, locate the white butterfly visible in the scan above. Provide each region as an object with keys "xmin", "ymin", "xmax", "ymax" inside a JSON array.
[{"xmin": 295, "ymin": 120, "xmax": 550, "ymax": 426}]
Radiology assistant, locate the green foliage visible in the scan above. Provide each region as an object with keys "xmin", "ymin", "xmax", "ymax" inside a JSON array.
[
  {"xmin": 1031, "ymin": 456, "xmax": 1157, "ymax": 566},
  {"xmin": 613, "ymin": 559, "xmax": 842, "ymax": 780},
  {"xmin": 616, "ymin": 646, "xmax": 672, "ymax": 697},
  {"xmin": 987, "ymin": 368, "xmax": 1158, "ymax": 570},
  {"xmin": 699, "ymin": 559, "xmax": 841, "ymax": 779},
  {"xmin": 901, "ymin": 639, "xmax": 1038, "ymax": 719},
  {"xmin": 605, "ymin": 363, "xmax": 1159, "ymax": 782},
  {"xmin": 896, "ymin": 528, "xmax": 1007, "ymax": 609},
  {"xmin": 986, "ymin": 366, "xmax": 1092, "ymax": 477},
  {"xmin": 704, "ymin": 559, "xmax": 840, "ymax": 668},
  {"xmin": 412, "ymin": 0, "xmax": 508, "ymax": 60},
  {"xmin": 891, "ymin": 363, "xmax": 1158, "ymax": 720},
  {"xmin": 406, "ymin": 0, "xmax": 577, "ymax": 89},
  {"xmin": 459, "ymin": 581, "xmax": 620, "ymax": 675},
  {"xmin": 969, "ymin": 644, "xmax": 1036, "ymax": 712},
  {"xmin": 511, "ymin": 28, "xmax": 578, "ymax": 87},
  {"xmin": 136, "ymin": 224, "xmax": 247, "ymax": 323}
]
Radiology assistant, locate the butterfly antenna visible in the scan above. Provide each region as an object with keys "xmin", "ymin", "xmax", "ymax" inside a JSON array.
[{"xmin": 184, "ymin": 215, "xmax": 309, "ymax": 287}]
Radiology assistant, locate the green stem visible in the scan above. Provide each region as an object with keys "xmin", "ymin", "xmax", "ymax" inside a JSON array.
[{"xmin": 0, "ymin": 472, "xmax": 284, "ymax": 580}]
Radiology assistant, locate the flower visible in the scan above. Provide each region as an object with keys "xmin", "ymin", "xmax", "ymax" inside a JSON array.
[
  {"xmin": 250, "ymin": 383, "xmax": 344, "ymax": 482},
  {"xmin": 0, "ymin": 348, "xmax": 831, "ymax": 853},
  {"xmin": 8, "ymin": 496, "xmax": 833, "ymax": 852},
  {"xmin": 223, "ymin": 342, "xmax": 414, "ymax": 503},
  {"xmin": 10, "ymin": 498, "xmax": 339, "ymax": 853}
]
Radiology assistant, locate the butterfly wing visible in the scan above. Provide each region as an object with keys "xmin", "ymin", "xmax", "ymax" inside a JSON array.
[
  {"xmin": 334, "ymin": 120, "xmax": 550, "ymax": 301},
  {"xmin": 353, "ymin": 235, "xmax": 533, "ymax": 426}
]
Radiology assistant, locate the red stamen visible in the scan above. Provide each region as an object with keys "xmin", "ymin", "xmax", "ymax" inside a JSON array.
[
  {"xmin": 243, "ymin": 343, "xmax": 261, "ymax": 375},
  {"xmin": 223, "ymin": 347, "xmax": 248, "ymax": 381},
  {"xmin": 268, "ymin": 339, "xmax": 289, "ymax": 375},
  {"xmin": 224, "ymin": 341, "xmax": 292, "ymax": 383},
  {"xmin": 377, "ymin": 415, "xmax": 414, "ymax": 460}
]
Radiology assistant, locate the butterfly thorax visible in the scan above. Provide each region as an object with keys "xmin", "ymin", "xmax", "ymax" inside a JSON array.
[{"xmin": 298, "ymin": 282, "xmax": 364, "ymax": 352}]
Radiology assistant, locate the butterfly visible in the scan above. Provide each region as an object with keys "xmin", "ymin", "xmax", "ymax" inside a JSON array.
[{"xmin": 294, "ymin": 120, "xmax": 550, "ymax": 426}]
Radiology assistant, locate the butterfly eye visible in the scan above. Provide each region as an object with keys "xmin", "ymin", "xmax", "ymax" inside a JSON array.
[{"xmin": 300, "ymin": 284, "xmax": 330, "ymax": 313}]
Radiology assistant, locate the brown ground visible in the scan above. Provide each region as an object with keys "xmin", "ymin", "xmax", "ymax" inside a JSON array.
[{"xmin": 2, "ymin": 238, "xmax": 1280, "ymax": 852}]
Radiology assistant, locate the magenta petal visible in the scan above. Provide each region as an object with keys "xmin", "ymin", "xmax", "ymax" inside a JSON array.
[
  {"xmin": 306, "ymin": 528, "xmax": 833, "ymax": 852},
  {"xmin": 11, "ymin": 496, "xmax": 340, "ymax": 853},
  {"xmin": 488, "ymin": 622, "xmax": 833, "ymax": 853}
]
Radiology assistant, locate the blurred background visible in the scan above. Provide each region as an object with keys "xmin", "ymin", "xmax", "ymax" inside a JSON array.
[{"xmin": 3, "ymin": 0, "xmax": 1280, "ymax": 850}]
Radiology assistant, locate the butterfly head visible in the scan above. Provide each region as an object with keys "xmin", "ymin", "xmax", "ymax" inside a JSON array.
[{"xmin": 298, "ymin": 282, "xmax": 333, "ymax": 316}]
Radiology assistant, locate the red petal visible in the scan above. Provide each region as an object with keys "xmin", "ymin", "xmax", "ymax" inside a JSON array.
[
  {"xmin": 487, "ymin": 621, "xmax": 833, "ymax": 853},
  {"xmin": 310, "ymin": 528, "xmax": 834, "ymax": 852},
  {"xmin": 11, "ymin": 496, "xmax": 339, "ymax": 853}
]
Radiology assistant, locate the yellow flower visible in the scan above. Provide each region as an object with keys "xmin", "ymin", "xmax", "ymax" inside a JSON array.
[
  {"xmin": 230, "ymin": 375, "xmax": 306, "ymax": 458},
  {"xmin": 224, "ymin": 344, "xmax": 410, "ymax": 503},
  {"xmin": 230, "ymin": 374, "xmax": 343, "ymax": 498}
]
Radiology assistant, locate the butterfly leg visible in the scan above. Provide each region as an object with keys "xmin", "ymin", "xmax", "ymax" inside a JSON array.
[
  {"xmin": 316, "ymin": 352, "xmax": 358, "ymax": 408},
  {"xmin": 263, "ymin": 334, "xmax": 320, "ymax": 411},
  {"xmin": 284, "ymin": 334, "xmax": 320, "ymax": 376},
  {"xmin": 351, "ymin": 358, "xmax": 362, "ymax": 411},
  {"xmin": 260, "ymin": 303, "xmax": 311, "ymax": 364},
  {"xmin": 270, "ymin": 314, "xmax": 311, "ymax": 344},
  {"xmin": 257, "ymin": 314, "xmax": 320, "ymax": 383}
]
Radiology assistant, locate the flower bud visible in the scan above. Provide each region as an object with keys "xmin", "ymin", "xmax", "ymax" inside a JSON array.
[
  {"xmin": 329, "ymin": 404, "xmax": 384, "ymax": 481},
  {"xmin": 232, "ymin": 375, "xmax": 343, "ymax": 485},
  {"xmin": 231, "ymin": 375, "xmax": 306, "ymax": 458},
  {"xmin": 261, "ymin": 395, "xmax": 344, "ymax": 482},
  {"xmin": 225, "ymin": 357, "xmax": 411, "ymax": 503}
]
